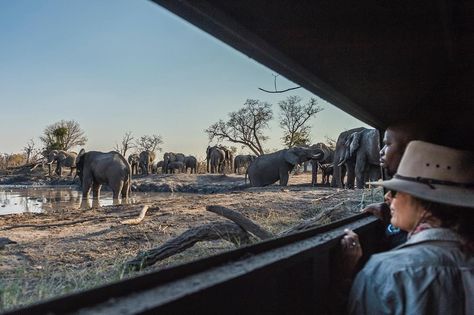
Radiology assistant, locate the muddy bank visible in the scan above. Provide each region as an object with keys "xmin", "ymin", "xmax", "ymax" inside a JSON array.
[{"xmin": 0, "ymin": 167, "xmax": 250, "ymax": 193}]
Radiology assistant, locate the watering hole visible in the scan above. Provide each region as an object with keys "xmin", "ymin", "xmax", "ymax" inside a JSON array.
[{"xmin": 0, "ymin": 186, "xmax": 179, "ymax": 215}]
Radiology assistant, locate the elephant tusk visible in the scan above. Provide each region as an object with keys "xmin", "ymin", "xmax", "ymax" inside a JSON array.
[{"xmin": 337, "ymin": 160, "xmax": 345, "ymax": 167}]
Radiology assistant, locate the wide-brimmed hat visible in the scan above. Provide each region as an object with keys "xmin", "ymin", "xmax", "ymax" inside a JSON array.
[{"xmin": 369, "ymin": 141, "xmax": 474, "ymax": 208}]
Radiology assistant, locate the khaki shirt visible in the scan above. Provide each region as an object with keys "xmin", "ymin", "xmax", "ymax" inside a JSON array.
[{"xmin": 348, "ymin": 228, "xmax": 474, "ymax": 315}]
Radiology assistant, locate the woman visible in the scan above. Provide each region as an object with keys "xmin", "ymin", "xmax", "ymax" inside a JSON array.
[{"xmin": 342, "ymin": 141, "xmax": 474, "ymax": 315}]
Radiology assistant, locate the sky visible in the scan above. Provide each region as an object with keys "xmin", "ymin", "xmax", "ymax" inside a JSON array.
[{"xmin": 0, "ymin": 0, "xmax": 369, "ymax": 160}]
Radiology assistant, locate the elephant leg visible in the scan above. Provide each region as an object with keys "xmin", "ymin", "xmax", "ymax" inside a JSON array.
[
  {"xmin": 92, "ymin": 183, "xmax": 101, "ymax": 199},
  {"xmin": 82, "ymin": 177, "xmax": 93, "ymax": 199},
  {"xmin": 112, "ymin": 181, "xmax": 124, "ymax": 199},
  {"xmin": 355, "ymin": 156, "xmax": 367, "ymax": 189},
  {"xmin": 345, "ymin": 162, "xmax": 356, "ymax": 189},
  {"xmin": 279, "ymin": 169, "xmax": 289, "ymax": 186},
  {"xmin": 121, "ymin": 181, "xmax": 130, "ymax": 199},
  {"xmin": 341, "ymin": 165, "xmax": 346, "ymax": 185},
  {"xmin": 311, "ymin": 162, "xmax": 317, "ymax": 186},
  {"xmin": 55, "ymin": 165, "xmax": 61, "ymax": 177}
]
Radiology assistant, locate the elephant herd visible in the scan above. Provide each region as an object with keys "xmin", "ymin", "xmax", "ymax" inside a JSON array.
[
  {"xmin": 44, "ymin": 127, "xmax": 382, "ymax": 202},
  {"xmin": 246, "ymin": 127, "xmax": 382, "ymax": 188}
]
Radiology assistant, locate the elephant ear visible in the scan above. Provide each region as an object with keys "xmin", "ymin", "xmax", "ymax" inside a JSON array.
[
  {"xmin": 76, "ymin": 149, "xmax": 86, "ymax": 161},
  {"xmin": 284, "ymin": 150, "xmax": 299, "ymax": 166},
  {"xmin": 349, "ymin": 131, "xmax": 362, "ymax": 157}
]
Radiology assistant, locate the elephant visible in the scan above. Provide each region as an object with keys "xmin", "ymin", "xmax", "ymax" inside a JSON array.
[
  {"xmin": 331, "ymin": 127, "xmax": 366, "ymax": 188},
  {"xmin": 247, "ymin": 146, "xmax": 323, "ymax": 187},
  {"xmin": 139, "ymin": 150, "xmax": 156, "ymax": 175},
  {"xmin": 234, "ymin": 154, "xmax": 256, "ymax": 174},
  {"xmin": 337, "ymin": 128, "xmax": 381, "ymax": 189},
  {"xmin": 308, "ymin": 143, "xmax": 334, "ymax": 186},
  {"xmin": 167, "ymin": 161, "xmax": 185, "ymax": 174},
  {"xmin": 163, "ymin": 152, "xmax": 185, "ymax": 174},
  {"xmin": 319, "ymin": 163, "xmax": 333, "ymax": 185},
  {"xmin": 75, "ymin": 149, "xmax": 131, "ymax": 201},
  {"xmin": 184, "ymin": 155, "xmax": 198, "ymax": 174},
  {"xmin": 206, "ymin": 146, "xmax": 225, "ymax": 173},
  {"xmin": 128, "ymin": 154, "xmax": 140, "ymax": 175},
  {"xmin": 47, "ymin": 150, "xmax": 77, "ymax": 177},
  {"xmin": 154, "ymin": 160, "xmax": 164, "ymax": 173},
  {"xmin": 219, "ymin": 146, "xmax": 234, "ymax": 172}
]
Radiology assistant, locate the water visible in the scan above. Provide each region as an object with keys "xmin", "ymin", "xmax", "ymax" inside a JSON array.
[{"xmin": 0, "ymin": 186, "xmax": 176, "ymax": 215}]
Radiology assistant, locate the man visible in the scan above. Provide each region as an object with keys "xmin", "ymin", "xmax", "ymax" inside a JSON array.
[{"xmin": 363, "ymin": 121, "xmax": 433, "ymax": 248}]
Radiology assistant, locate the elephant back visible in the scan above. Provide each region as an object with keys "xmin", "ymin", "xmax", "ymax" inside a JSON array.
[{"xmin": 310, "ymin": 143, "xmax": 334, "ymax": 163}]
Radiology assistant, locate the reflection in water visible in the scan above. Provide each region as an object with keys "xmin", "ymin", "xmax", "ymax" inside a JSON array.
[{"xmin": 0, "ymin": 187, "xmax": 177, "ymax": 215}]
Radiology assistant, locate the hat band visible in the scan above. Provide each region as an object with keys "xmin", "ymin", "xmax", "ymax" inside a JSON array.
[{"xmin": 393, "ymin": 174, "xmax": 474, "ymax": 190}]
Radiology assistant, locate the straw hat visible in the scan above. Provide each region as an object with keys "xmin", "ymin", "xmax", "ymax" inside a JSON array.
[{"xmin": 369, "ymin": 141, "xmax": 474, "ymax": 208}]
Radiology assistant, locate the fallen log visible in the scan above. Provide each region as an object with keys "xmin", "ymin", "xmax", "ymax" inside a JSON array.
[
  {"xmin": 280, "ymin": 202, "xmax": 345, "ymax": 236},
  {"xmin": 124, "ymin": 221, "xmax": 250, "ymax": 271},
  {"xmin": 206, "ymin": 205, "xmax": 273, "ymax": 240},
  {"xmin": 125, "ymin": 201, "xmax": 350, "ymax": 271}
]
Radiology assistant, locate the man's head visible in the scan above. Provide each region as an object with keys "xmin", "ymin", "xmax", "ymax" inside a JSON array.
[{"xmin": 379, "ymin": 121, "xmax": 432, "ymax": 176}]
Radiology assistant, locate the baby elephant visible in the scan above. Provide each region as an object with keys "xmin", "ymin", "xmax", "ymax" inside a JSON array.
[
  {"xmin": 75, "ymin": 149, "xmax": 131, "ymax": 201},
  {"xmin": 319, "ymin": 163, "xmax": 333, "ymax": 185},
  {"xmin": 167, "ymin": 161, "xmax": 185, "ymax": 174}
]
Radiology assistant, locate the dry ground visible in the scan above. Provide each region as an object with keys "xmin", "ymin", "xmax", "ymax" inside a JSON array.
[{"xmin": 0, "ymin": 171, "xmax": 382, "ymax": 311}]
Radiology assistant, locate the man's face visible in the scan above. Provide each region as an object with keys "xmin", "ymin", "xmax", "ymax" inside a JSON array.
[{"xmin": 379, "ymin": 128, "xmax": 406, "ymax": 176}]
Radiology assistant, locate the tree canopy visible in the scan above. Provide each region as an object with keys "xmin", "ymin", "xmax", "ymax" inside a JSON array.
[
  {"xmin": 205, "ymin": 99, "xmax": 273, "ymax": 155},
  {"xmin": 135, "ymin": 134, "xmax": 163, "ymax": 153},
  {"xmin": 278, "ymin": 96, "xmax": 324, "ymax": 148},
  {"xmin": 40, "ymin": 120, "xmax": 87, "ymax": 152}
]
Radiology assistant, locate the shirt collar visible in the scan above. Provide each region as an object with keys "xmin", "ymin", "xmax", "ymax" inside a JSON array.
[{"xmin": 398, "ymin": 228, "xmax": 461, "ymax": 249}]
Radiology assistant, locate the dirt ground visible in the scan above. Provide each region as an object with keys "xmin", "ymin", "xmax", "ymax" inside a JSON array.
[{"xmin": 0, "ymin": 168, "xmax": 382, "ymax": 311}]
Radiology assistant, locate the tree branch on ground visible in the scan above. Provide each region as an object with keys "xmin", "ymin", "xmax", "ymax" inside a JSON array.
[
  {"xmin": 279, "ymin": 96, "xmax": 324, "ymax": 147},
  {"xmin": 205, "ymin": 99, "xmax": 272, "ymax": 155},
  {"xmin": 124, "ymin": 201, "xmax": 350, "ymax": 271}
]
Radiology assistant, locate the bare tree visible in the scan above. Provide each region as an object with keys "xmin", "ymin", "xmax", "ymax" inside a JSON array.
[
  {"xmin": 205, "ymin": 99, "xmax": 273, "ymax": 156},
  {"xmin": 40, "ymin": 120, "xmax": 87, "ymax": 151},
  {"xmin": 23, "ymin": 139, "xmax": 36, "ymax": 164},
  {"xmin": 135, "ymin": 134, "xmax": 163, "ymax": 152},
  {"xmin": 324, "ymin": 135, "xmax": 336, "ymax": 150},
  {"xmin": 114, "ymin": 131, "xmax": 135, "ymax": 156},
  {"xmin": 279, "ymin": 96, "xmax": 324, "ymax": 148}
]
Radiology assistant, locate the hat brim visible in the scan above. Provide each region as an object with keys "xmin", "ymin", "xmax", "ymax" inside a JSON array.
[{"xmin": 368, "ymin": 178, "xmax": 474, "ymax": 208}]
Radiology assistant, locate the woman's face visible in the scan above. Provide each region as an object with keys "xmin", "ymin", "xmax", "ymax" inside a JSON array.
[
  {"xmin": 379, "ymin": 128, "xmax": 406, "ymax": 176},
  {"xmin": 390, "ymin": 191, "xmax": 426, "ymax": 232}
]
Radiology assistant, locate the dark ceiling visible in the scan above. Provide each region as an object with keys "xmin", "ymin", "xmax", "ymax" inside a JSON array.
[{"xmin": 152, "ymin": 0, "xmax": 473, "ymax": 131}]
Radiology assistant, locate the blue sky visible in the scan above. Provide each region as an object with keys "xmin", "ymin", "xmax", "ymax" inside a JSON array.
[{"xmin": 0, "ymin": 0, "xmax": 369, "ymax": 160}]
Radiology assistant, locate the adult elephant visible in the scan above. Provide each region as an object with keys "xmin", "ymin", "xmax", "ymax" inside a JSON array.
[
  {"xmin": 331, "ymin": 127, "xmax": 366, "ymax": 188},
  {"xmin": 206, "ymin": 146, "xmax": 225, "ymax": 173},
  {"xmin": 184, "ymin": 155, "xmax": 197, "ymax": 174},
  {"xmin": 219, "ymin": 146, "xmax": 234, "ymax": 172},
  {"xmin": 139, "ymin": 150, "xmax": 156, "ymax": 175},
  {"xmin": 75, "ymin": 149, "xmax": 131, "ymax": 201},
  {"xmin": 337, "ymin": 128, "xmax": 381, "ymax": 189},
  {"xmin": 163, "ymin": 152, "xmax": 185, "ymax": 174},
  {"xmin": 128, "ymin": 154, "xmax": 140, "ymax": 175},
  {"xmin": 247, "ymin": 146, "xmax": 323, "ymax": 187},
  {"xmin": 308, "ymin": 143, "xmax": 334, "ymax": 186},
  {"xmin": 47, "ymin": 150, "xmax": 77, "ymax": 177},
  {"xmin": 234, "ymin": 154, "xmax": 256, "ymax": 174}
]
